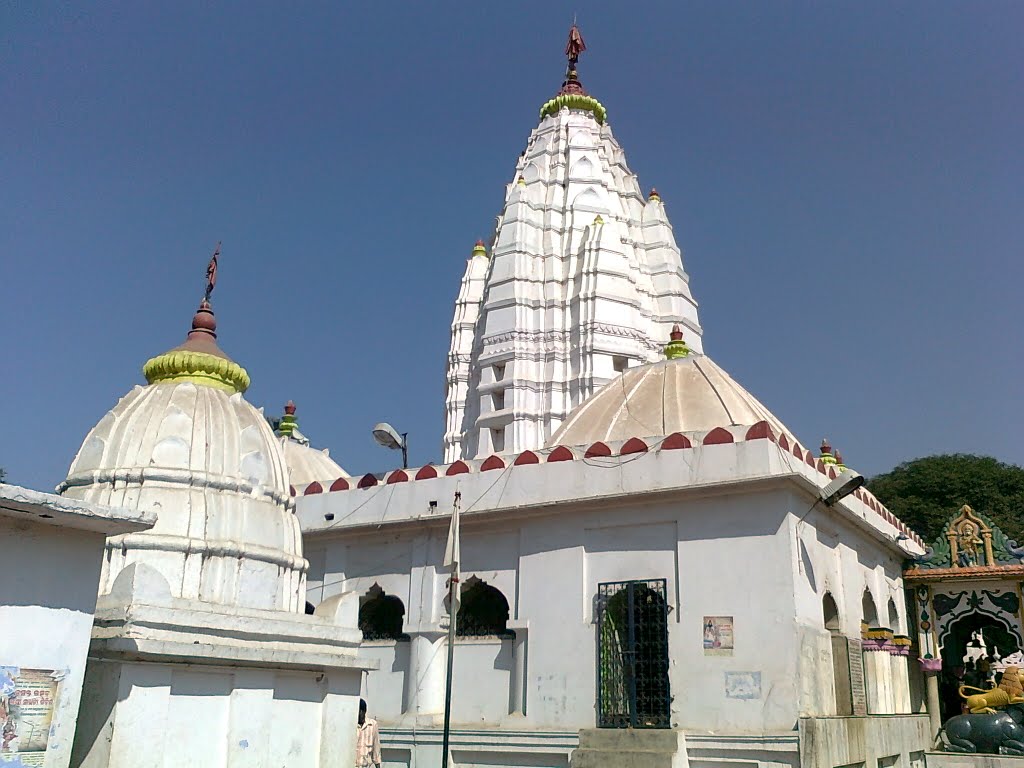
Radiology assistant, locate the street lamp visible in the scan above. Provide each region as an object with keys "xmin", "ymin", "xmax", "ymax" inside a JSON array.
[
  {"xmin": 373, "ymin": 422, "xmax": 408, "ymax": 469},
  {"xmin": 819, "ymin": 469, "xmax": 866, "ymax": 507}
]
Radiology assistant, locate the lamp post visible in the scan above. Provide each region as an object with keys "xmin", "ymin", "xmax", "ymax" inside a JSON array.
[{"xmin": 372, "ymin": 422, "xmax": 408, "ymax": 468}]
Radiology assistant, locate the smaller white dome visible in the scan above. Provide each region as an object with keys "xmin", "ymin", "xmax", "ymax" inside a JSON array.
[
  {"xmin": 548, "ymin": 354, "xmax": 791, "ymax": 448},
  {"xmin": 283, "ymin": 439, "xmax": 349, "ymax": 488}
]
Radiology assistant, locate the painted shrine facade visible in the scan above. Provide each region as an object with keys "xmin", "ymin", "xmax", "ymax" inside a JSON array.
[{"xmin": 904, "ymin": 505, "xmax": 1024, "ymax": 721}]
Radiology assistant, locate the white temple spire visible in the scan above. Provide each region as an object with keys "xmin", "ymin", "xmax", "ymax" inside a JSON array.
[{"xmin": 442, "ymin": 26, "xmax": 703, "ymax": 461}]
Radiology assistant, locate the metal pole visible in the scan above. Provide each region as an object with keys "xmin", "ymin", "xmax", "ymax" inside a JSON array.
[
  {"xmin": 441, "ymin": 574, "xmax": 458, "ymax": 768},
  {"xmin": 401, "ymin": 434, "xmax": 409, "ymax": 469}
]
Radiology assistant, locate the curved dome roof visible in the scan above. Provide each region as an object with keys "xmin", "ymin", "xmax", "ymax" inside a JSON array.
[
  {"xmin": 548, "ymin": 353, "xmax": 791, "ymax": 448},
  {"xmin": 275, "ymin": 401, "xmax": 349, "ymax": 488},
  {"xmin": 283, "ymin": 440, "xmax": 349, "ymax": 487},
  {"xmin": 58, "ymin": 261, "xmax": 306, "ymax": 613}
]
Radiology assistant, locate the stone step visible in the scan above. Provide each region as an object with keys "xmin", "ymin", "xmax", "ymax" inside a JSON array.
[
  {"xmin": 577, "ymin": 727, "xmax": 679, "ymax": 752},
  {"xmin": 570, "ymin": 747, "xmax": 675, "ymax": 768}
]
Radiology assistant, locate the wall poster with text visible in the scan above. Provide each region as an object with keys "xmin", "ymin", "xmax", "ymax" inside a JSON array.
[
  {"xmin": 703, "ymin": 616, "xmax": 734, "ymax": 656},
  {"xmin": 0, "ymin": 667, "xmax": 62, "ymax": 767}
]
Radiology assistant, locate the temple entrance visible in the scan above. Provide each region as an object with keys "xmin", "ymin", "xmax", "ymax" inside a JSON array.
[
  {"xmin": 595, "ymin": 579, "xmax": 671, "ymax": 728},
  {"xmin": 938, "ymin": 612, "xmax": 1021, "ymax": 721}
]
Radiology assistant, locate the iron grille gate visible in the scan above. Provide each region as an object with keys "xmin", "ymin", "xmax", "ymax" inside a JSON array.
[{"xmin": 596, "ymin": 579, "xmax": 671, "ymax": 729}]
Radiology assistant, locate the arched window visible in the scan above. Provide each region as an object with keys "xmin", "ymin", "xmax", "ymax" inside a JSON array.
[
  {"xmin": 887, "ymin": 597, "xmax": 899, "ymax": 631},
  {"xmin": 359, "ymin": 584, "xmax": 408, "ymax": 641},
  {"xmin": 456, "ymin": 577, "xmax": 513, "ymax": 638}
]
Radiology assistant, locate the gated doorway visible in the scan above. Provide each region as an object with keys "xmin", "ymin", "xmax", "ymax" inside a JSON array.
[{"xmin": 596, "ymin": 579, "xmax": 671, "ymax": 728}]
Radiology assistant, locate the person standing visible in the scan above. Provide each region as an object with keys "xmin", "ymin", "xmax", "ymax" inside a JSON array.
[{"xmin": 355, "ymin": 699, "xmax": 381, "ymax": 768}]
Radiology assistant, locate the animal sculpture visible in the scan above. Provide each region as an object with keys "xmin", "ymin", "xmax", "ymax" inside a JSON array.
[
  {"xmin": 959, "ymin": 666, "xmax": 1024, "ymax": 713},
  {"xmin": 959, "ymin": 685, "xmax": 1024, "ymax": 714},
  {"xmin": 941, "ymin": 704, "xmax": 1024, "ymax": 756}
]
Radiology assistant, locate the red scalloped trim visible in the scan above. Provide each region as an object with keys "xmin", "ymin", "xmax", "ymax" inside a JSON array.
[
  {"xmin": 661, "ymin": 432, "xmax": 692, "ymax": 450},
  {"xmin": 446, "ymin": 460, "xmax": 471, "ymax": 476},
  {"xmin": 620, "ymin": 437, "xmax": 649, "ymax": 455},
  {"xmin": 704, "ymin": 427, "xmax": 734, "ymax": 445},
  {"xmin": 481, "ymin": 455, "xmax": 505, "ymax": 471},
  {"xmin": 548, "ymin": 446, "xmax": 575, "ymax": 462},
  {"xmin": 514, "ymin": 450, "xmax": 540, "ymax": 466},
  {"xmin": 744, "ymin": 421, "xmax": 775, "ymax": 441}
]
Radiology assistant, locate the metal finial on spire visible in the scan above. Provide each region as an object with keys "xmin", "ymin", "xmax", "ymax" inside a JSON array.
[
  {"xmin": 565, "ymin": 22, "xmax": 586, "ymax": 70},
  {"xmin": 205, "ymin": 242, "xmax": 220, "ymax": 302}
]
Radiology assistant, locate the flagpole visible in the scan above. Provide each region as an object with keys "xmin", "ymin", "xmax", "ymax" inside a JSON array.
[
  {"xmin": 441, "ymin": 570, "xmax": 457, "ymax": 768},
  {"xmin": 441, "ymin": 491, "xmax": 461, "ymax": 768}
]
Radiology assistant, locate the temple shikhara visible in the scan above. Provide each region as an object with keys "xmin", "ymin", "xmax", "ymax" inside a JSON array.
[{"xmin": 3, "ymin": 23, "xmax": 1020, "ymax": 768}]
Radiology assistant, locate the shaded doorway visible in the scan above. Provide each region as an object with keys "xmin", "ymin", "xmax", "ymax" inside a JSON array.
[
  {"xmin": 596, "ymin": 579, "xmax": 671, "ymax": 728},
  {"xmin": 939, "ymin": 612, "xmax": 1021, "ymax": 721}
]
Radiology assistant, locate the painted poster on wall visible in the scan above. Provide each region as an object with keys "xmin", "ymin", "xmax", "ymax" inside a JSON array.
[
  {"xmin": 703, "ymin": 616, "xmax": 734, "ymax": 656},
  {"xmin": 0, "ymin": 667, "xmax": 61, "ymax": 767}
]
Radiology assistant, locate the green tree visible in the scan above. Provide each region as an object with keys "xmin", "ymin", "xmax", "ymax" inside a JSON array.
[{"xmin": 868, "ymin": 454, "xmax": 1024, "ymax": 546}]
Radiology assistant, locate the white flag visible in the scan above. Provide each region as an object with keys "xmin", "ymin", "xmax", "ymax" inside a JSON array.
[{"xmin": 443, "ymin": 493, "xmax": 461, "ymax": 612}]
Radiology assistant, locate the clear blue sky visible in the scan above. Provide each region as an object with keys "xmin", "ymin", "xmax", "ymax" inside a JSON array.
[{"xmin": 2, "ymin": 2, "xmax": 1021, "ymax": 491}]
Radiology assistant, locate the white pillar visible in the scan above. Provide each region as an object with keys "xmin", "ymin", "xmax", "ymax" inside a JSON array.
[
  {"xmin": 863, "ymin": 629, "xmax": 896, "ymax": 714},
  {"xmin": 509, "ymin": 626, "xmax": 529, "ymax": 716},
  {"xmin": 890, "ymin": 636, "xmax": 912, "ymax": 713},
  {"xmin": 410, "ymin": 632, "xmax": 447, "ymax": 719}
]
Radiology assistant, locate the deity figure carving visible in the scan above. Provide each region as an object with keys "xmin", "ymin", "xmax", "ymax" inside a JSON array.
[
  {"xmin": 958, "ymin": 522, "xmax": 984, "ymax": 567},
  {"xmin": 947, "ymin": 505, "xmax": 994, "ymax": 569}
]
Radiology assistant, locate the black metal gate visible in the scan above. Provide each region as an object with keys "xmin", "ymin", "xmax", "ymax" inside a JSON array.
[{"xmin": 596, "ymin": 579, "xmax": 671, "ymax": 728}]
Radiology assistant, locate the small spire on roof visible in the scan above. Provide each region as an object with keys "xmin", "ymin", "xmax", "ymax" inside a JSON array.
[
  {"xmin": 472, "ymin": 239, "xmax": 487, "ymax": 258},
  {"xmin": 649, "ymin": 188, "xmax": 661, "ymax": 202},
  {"xmin": 835, "ymin": 450, "xmax": 847, "ymax": 472},
  {"xmin": 820, "ymin": 438, "xmax": 837, "ymax": 465},
  {"xmin": 279, "ymin": 401, "xmax": 298, "ymax": 438},
  {"xmin": 664, "ymin": 324, "xmax": 690, "ymax": 360}
]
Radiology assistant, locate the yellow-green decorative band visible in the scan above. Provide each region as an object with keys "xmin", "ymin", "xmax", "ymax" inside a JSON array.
[
  {"xmin": 539, "ymin": 94, "xmax": 607, "ymax": 124},
  {"xmin": 143, "ymin": 350, "xmax": 251, "ymax": 394}
]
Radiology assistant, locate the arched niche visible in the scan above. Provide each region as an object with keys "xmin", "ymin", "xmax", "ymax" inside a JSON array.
[
  {"xmin": 823, "ymin": 591, "xmax": 854, "ymax": 715},
  {"xmin": 823, "ymin": 592, "xmax": 841, "ymax": 633},
  {"xmin": 359, "ymin": 584, "xmax": 408, "ymax": 641},
  {"xmin": 862, "ymin": 589, "xmax": 879, "ymax": 628},
  {"xmin": 452, "ymin": 576, "xmax": 513, "ymax": 638}
]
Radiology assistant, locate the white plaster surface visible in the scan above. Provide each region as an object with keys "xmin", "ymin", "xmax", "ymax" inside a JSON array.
[
  {"xmin": 299, "ymin": 441, "xmax": 928, "ymax": 766},
  {"xmin": 0, "ymin": 485, "xmax": 155, "ymax": 768},
  {"xmin": 444, "ymin": 105, "xmax": 704, "ymax": 461},
  {"xmin": 58, "ymin": 380, "xmax": 306, "ymax": 612}
]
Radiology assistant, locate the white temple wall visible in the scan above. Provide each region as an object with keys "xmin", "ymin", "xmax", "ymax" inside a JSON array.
[
  {"xmin": 0, "ymin": 516, "xmax": 107, "ymax": 768},
  {"xmin": 72, "ymin": 659, "xmax": 361, "ymax": 768},
  {"xmin": 307, "ymin": 486, "xmax": 812, "ymax": 733}
]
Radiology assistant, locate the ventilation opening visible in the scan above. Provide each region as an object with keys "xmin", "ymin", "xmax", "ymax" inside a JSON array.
[
  {"xmin": 493, "ymin": 363, "xmax": 507, "ymax": 382},
  {"xmin": 613, "ymin": 355, "xmax": 630, "ymax": 373},
  {"xmin": 491, "ymin": 390, "xmax": 505, "ymax": 411}
]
